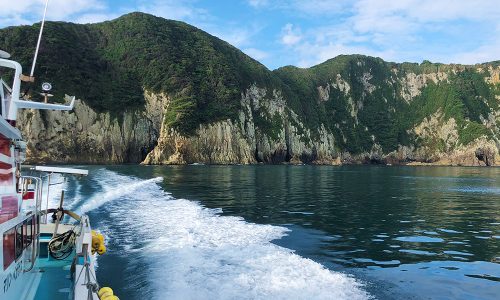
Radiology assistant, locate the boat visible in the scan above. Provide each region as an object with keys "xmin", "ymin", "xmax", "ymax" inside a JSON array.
[{"xmin": 0, "ymin": 2, "xmax": 117, "ymax": 299}]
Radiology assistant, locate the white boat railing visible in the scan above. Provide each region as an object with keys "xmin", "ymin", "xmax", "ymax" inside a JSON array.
[
  {"xmin": 0, "ymin": 78, "xmax": 9, "ymax": 116},
  {"xmin": 19, "ymin": 176, "xmax": 43, "ymax": 272},
  {"xmin": 73, "ymin": 215, "xmax": 99, "ymax": 300},
  {"xmin": 0, "ymin": 57, "xmax": 77, "ymax": 122}
]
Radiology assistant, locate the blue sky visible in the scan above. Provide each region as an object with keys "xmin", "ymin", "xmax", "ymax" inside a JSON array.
[{"xmin": 1, "ymin": 0, "xmax": 499, "ymax": 69}]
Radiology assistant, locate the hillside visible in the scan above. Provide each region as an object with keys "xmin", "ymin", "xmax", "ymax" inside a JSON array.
[
  {"xmin": 275, "ymin": 56, "xmax": 500, "ymax": 156},
  {"xmin": 1, "ymin": 12, "xmax": 499, "ymax": 165}
]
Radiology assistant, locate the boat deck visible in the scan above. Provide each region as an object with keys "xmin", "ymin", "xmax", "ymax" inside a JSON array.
[
  {"xmin": 33, "ymin": 224, "xmax": 77, "ymax": 300},
  {"xmin": 34, "ymin": 256, "xmax": 74, "ymax": 300}
]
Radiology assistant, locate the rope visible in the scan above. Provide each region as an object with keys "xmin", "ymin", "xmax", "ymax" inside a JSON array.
[
  {"xmin": 72, "ymin": 254, "xmax": 99, "ymax": 299},
  {"xmin": 84, "ymin": 250, "xmax": 100, "ymax": 299},
  {"xmin": 48, "ymin": 228, "xmax": 76, "ymax": 260}
]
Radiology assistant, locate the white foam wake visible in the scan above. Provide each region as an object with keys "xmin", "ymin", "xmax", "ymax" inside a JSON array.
[
  {"xmin": 42, "ymin": 173, "xmax": 68, "ymax": 209},
  {"xmin": 93, "ymin": 170, "xmax": 371, "ymax": 300},
  {"xmin": 75, "ymin": 175, "xmax": 163, "ymax": 214}
]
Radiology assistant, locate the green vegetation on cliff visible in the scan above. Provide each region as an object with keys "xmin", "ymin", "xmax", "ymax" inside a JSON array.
[
  {"xmin": 1, "ymin": 13, "xmax": 278, "ymax": 131},
  {"xmin": 1, "ymin": 13, "xmax": 498, "ymax": 157},
  {"xmin": 275, "ymin": 55, "xmax": 499, "ymax": 153},
  {"xmin": 403, "ymin": 69, "xmax": 496, "ymax": 147}
]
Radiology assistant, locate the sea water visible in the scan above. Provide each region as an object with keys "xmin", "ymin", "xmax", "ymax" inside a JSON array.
[{"xmin": 47, "ymin": 165, "xmax": 499, "ymax": 299}]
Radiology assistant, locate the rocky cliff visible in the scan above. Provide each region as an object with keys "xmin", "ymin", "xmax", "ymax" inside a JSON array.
[
  {"xmin": 2, "ymin": 13, "xmax": 499, "ymax": 166},
  {"xmin": 18, "ymin": 94, "xmax": 161, "ymax": 163}
]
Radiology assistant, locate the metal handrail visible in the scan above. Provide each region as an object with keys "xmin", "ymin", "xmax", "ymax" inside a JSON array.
[
  {"xmin": 20, "ymin": 176, "xmax": 42, "ymax": 272},
  {"xmin": 0, "ymin": 78, "xmax": 6, "ymax": 116},
  {"xmin": 72, "ymin": 215, "xmax": 98, "ymax": 300},
  {"xmin": 0, "ymin": 78, "xmax": 12, "ymax": 93}
]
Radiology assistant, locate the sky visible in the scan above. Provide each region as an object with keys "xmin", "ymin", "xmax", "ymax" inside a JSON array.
[{"xmin": 1, "ymin": 0, "xmax": 499, "ymax": 70}]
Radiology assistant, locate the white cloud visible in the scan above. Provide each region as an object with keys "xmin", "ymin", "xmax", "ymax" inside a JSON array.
[
  {"xmin": 351, "ymin": 0, "xmax": 500, "ymax": 34},
  {"xmin": 0, "ymin": 0, "xmax": 34, "ymax": 16},
  {"xmin": 206, "ymin": 22, "xmax": 264, "ymax": 48},
  {"xmin": 74, "ymin": 13, "xmax": 121, "ymax": 24},
  {"xmin": 46, "ymin": 0, "xmax": 105, "ymax": 20},
  {"xmin": 0, "ymin": 16, "xmax": 32, "ymax": 27},
  {"xmin": 281, "ymin": 23, "xmax": 302, "ymax": 46},
  {"xmin": 216, "ymin": 29, "xmax": 252, "ymax": 47},
  {"xmin": 0, "ymin": 0, "xmax": 106, "ymax": 26},
  {"xmin": 137, "ymin": 0, "xmax": 210, "ymax": 23},
  {"xmin": 293, "ymin": 0, "xmax": 352, "ymax": 15},
  {"xmin": 0, "ymin": 0, "xmax": 210, "ymax": 26},
  {"xmin": 247, "ymin": 0, "xmax": 269, "ymax": 8},
  {"xmin": 270, "ymin": 0, "xmax": 500, "ymax": 67},
  {"xmin": 362, "ymin": 0, "xmax": 499, "ymax": 23},
  {"xmin": 449, "ymin": 42, "xmax": 500, "ymax": 65},
  {"xmin": 446, "ymin": 24, "xmax": 500, "ymax": 64},
  {"xmin": 291, "ymin": 40, "xmax": 394, "ymax": 68},
  {"xmin": 243, "ymin": 48, "xmax": 269, "ymax": 60},
  {"xmin": 246, "ymin": 0, "xmax": 351, "ymax": 15},
  {"xmin": 1, "ymin": 0, "xmax": 498, "ymax": 68}
]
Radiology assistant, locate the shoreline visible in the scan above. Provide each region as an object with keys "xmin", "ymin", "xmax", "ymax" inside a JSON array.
[{"xmin": 23, "ymin": 161, "xmax": 499, "ymax": 167}]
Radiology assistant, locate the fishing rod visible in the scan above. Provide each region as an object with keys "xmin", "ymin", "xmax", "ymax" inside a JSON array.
[
  {"xmin": 21, "ymin": 0, "xmax": 50, "ymax": 99},
  {"xmin": 30, "ymin": 0, "xmax": 50, "ymax": 77}
]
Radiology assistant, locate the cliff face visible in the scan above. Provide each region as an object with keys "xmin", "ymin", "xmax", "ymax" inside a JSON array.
[
  {"xmin": 18, "ymin": 94, "xmax": 162, "ymax": 164},
  {"xmin": 16, "ymin": 69, "xmax": 500, "ymax": 166},
  {"xmin": 143, "ymin": 85, "xmax": 339, "ymax": 165},
  {"xmin": 3, "ymin": 13, "xmax": 499, "ymax": 166},
  {"xmin": 143, "ymin": 62, "xmax": 500, "ymax": 166}
]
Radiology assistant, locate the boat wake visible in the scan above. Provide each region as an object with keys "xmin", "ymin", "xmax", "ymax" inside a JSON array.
[
  {"xmin": 77, "ymin": 169, "xmax": 371, "ymax": 300},
  {"xmin": 75, "ymin": 176, "xmax": 163, "ymax": 214}
]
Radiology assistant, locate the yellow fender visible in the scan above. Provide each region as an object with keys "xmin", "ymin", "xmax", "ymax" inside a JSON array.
[
  {"xmin": 97, "ymin": 244, "xmax": 107, "ymax": 255},
  {"xmin": 92, "ymin": 235, "xmax": 100, "ymax": 249},
  {"xmin": 91, "ymin": 231, "xmax": 107, "ymax": 255},
  {"xmin": 98, "ymin": 287, "xmax": 113, "ymax": 298},
  {"xmin": 98, "ymin": 233, "xmax": 104, "ymax": 243}
]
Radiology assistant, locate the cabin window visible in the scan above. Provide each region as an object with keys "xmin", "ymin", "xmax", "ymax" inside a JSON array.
[
  {"xmin": 15, "ymin": 223, "xmax": 23, "ymax": 261},
  {"xmin": 3, "ymin": 227, "xmax": 15, "ymax": 270}
]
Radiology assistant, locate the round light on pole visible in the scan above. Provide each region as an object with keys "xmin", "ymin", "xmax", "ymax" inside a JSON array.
[{"xmin": 42, "ymin": 82, "xmax": 52, "ymax": 92}]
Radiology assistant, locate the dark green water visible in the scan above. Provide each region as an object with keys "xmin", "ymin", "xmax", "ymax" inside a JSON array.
[{"xmin": 63, "ymin": 165, "xmax": 499, "ymax": 299}]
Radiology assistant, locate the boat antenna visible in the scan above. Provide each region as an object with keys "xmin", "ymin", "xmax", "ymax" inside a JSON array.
[{"xmin": 30, "ymin": 0, "xmax": 50, "ymax": 77}]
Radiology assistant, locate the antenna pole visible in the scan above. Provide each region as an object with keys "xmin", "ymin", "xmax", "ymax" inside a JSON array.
[{"xmin": 30, "ymin": 0, "xmax": 50, "ymax": 77}]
